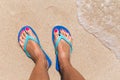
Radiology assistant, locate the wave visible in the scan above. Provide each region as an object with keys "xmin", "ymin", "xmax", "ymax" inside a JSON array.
[{"xmin": 77, "ymin": 0, "xmax": 120, "ymax": 59}]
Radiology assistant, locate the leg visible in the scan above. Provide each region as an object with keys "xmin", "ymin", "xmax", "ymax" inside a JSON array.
[
  {"xmin": 59, "ymin": 59, "xmax": 85, "ymax": 80},
  {"xmin": 19, "ymin": 29, "xmax": 49, "ymax": 80},
  {"xmin": 29, "ymin": 51, "xmax": 49, "ymax": 80},
  {"xmin": 54, "ymin": 29, "xmax": 85, "ymax": 80},
  {"xmin": 29, "ymin": 59, "xmax": 49, "ymax": 80}
]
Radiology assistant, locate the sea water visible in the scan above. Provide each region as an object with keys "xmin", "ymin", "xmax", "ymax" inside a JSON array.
[{"xmin": 77, "ymin": 0, "xmax": 120, "ymax": 59}]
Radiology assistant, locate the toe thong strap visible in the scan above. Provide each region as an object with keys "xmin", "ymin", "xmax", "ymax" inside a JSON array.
[
  {"xmin": 24, "ymin": 34, "xmax": 39, "ymax": 58},
  {"xmin": 55, "ymin": 33, "xmax": 73, "ymax": 55}
]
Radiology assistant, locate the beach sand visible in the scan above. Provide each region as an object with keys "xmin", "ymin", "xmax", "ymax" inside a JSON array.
[{"xmin": 0, "ymin": 0, "xmax": 120, "ymax": 80}]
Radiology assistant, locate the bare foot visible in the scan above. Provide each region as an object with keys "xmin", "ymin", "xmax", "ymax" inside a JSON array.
[
  {"xmin": 19, "ymin": 28, "xmax": 48, "ymax": 68},
  {"xmin": 54, "ymin": 29, "xmax": 72, "ymax": 69}
]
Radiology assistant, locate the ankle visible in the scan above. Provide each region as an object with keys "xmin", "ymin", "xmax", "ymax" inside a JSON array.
[
  {"xmin": 59, "ymin": 62, "xmax": 72, "ymax": 72},
  {"xmin": 59, "ymin": 59, "xmax": 71, "ymax": 70},
  {"xmin": 33, "ymin": 49, "xmax": 45, "ymax": 61},
  {"xmin": 35, "ymin": 59, "xmax": 48, "ymax": 69},
  {"xmin": 33, "ymin": 50, "xmax": 48, "ymax": 68}
]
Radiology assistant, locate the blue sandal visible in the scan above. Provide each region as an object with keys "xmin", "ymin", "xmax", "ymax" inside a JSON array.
[
  {"xmin": 52, "ymin": 25, "xmax": 73, "ymax": 71},
  {"xmin": 18, "ymin": 25, "xmax": 52, "ymax": 68}
]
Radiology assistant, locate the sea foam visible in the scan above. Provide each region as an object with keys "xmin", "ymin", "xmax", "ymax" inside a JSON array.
[{"xmin": 77, "ymin": 0, "xmax": 120, "ymax": 59}]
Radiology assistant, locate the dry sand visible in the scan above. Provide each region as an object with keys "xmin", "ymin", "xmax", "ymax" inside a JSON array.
[{"xmin": 0, "ymin": 0, "xmax": 120, "ymax": 80}]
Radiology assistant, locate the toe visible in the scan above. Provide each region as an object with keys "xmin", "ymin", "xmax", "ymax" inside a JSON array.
[
  {"xmin": 19, "ymin": 41, "xmax": 24, "ymax": 49},
  {"xmin": 54, "ymin": 29, "xmax": 59, "ymax": 41},
  {"xmin": 25, "ymin": 27, "xmax": 36, "ymax": 38},
  {"xmin": 60, "ymin": 29, "xmax": 64, "ymax": 35},
  {"xmin": 66, "ymin": 33, "xmax": 72, "ymax": 42},
  {"xmin": 23, "ymin": 31, "xmax": 27, "ymax": 37},
  {"xmin": 60, "ymin": 29, "xmax": 69, "ymax": 37},
  {"xmin": 19, "ymin": 37, "xmax": 24, "ymax": 47},
  {"xmin": 21, "ymin": 31, "xmax": 26, "ymax": 39},
  {"xmin": 19, "ymin": 30, "xmax": 26, "ymax": 48},
  {"xmin": 60, "ymin": 29, "xmax": 72, "ymax": 42},
  {"xmin": 62, "ymin": 29, "xmax": 67, "ymax": 37},
  {"xmin": 68, "ymin": 36, "xmax": 72, "ymax": 42},
  {"xmin": 65, "ymin": 31, "xmax": 69, "ymax": 38},
  {"xmin": 20, "ymin": 36, "xmax": 24, "ymax": 43}
]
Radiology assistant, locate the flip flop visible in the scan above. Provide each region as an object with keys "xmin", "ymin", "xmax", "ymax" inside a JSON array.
[
  {"xmin": 52, "ymin": 25, "xmax": 73, "ymax": 71},
  {"xmin": 18, "ymin": 25, "xmax": 52, "ymax": 68}
]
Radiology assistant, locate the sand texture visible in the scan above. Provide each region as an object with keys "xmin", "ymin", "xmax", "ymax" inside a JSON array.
[{"xmin": 0, "ymin": 0, "xmax": 120, "ymax": 80}]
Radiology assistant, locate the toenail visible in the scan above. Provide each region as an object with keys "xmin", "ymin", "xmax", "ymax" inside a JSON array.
[
  {"xmin": 54, "ymin": 29, "xmax": 58, "ymax": 33},
  {"xmin": 26, "ymin": 27, "xmax": 29, "ymax": 31}
]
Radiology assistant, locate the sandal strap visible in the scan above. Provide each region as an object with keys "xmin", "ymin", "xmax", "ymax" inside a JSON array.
[
  {"xmin": 24, "ymin": 34, "xmax": 39, "ymax": 58},
  {"xmin": 55, "ymin": 33, "xmax": 72, "ymax": 55}
]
